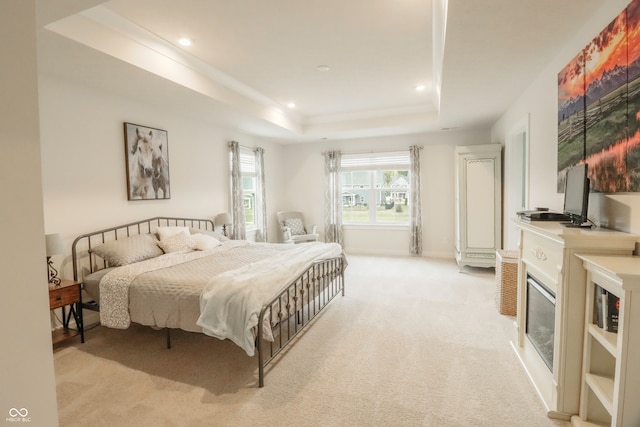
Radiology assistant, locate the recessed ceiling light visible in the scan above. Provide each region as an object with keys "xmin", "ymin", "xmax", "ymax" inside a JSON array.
[
  {"xmin": 287, "ymin": 102, "xmax": 296, "ymax": 109},
  {"xmin": 178, "ymin": 37, "xmax": 192, "ymax": 47},
  {"xmin": 416, "ymin": 84, "xmax": 426, "ymax": 92},
  {"xmin": 317, "ymin": 65, "xmax": 330, "ymax": 72}
]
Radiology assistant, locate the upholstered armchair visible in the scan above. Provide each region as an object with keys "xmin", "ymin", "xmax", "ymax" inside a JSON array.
[{"xmin": 277, "ymin": 211, "xmax": 319, "ymax": 244}]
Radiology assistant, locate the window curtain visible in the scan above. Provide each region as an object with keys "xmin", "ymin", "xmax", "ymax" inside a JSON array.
[
  {"xmin": 254, "ymin": 147, "xmax": 268, "ymax": 242},
  {"xmin": 409, "ymin": 145, "xmax": 422, "ymax": 255},
  {"xmin": 324, "ymin": 150, "xmax": 343, "ymax": 245},
  {"xmin": 229, "ymin": 141, "xmax": 246, "ymax": 240}
]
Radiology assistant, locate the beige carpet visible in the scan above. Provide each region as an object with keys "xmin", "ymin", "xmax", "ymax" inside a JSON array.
[{"xmin": 54, "ymin": 255, "xmax": 570, "ymax": 427}]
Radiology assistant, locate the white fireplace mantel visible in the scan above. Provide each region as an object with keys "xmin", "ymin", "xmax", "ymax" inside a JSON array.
[{"xmin": 511, "ymin": 219, "xmax": 637, "ymax": 420}]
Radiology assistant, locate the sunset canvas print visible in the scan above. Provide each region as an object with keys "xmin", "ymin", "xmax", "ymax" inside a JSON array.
[
  {"xmin": 622, "ymin": 0, "xmax": 640, "ymax": 191},
  {"xmin": 557, "ymin": 0, "xmax": 640, "ymax": 193},
  {"xmin": 558, "ymin": 52, "xmax": 586, "ymax": 192},
  {"xmin": 585, "ymin": 9, "xmax": 629, "ymax": 192}
]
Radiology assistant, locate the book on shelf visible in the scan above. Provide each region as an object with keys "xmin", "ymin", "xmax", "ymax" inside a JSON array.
[
  {"xmin": 607, "ymin": 291, "xmax": 620, "ymax": 333},
  {"xmin": 595, "ymin": 284, "xmax": 604, "ymax": 328},
  {"xmin": 599, "ymin": 286, "xmax": 619, "ymax": 333}
]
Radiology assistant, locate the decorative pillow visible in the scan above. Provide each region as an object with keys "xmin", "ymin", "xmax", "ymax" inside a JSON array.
[
  {"xmin": 155, "ymin": 226, "xmax": 190, "ymax": 241},
  {"xmin": 189, "ymin": 228, "xmax": 230, "ymax": 242},
  {"xmin": 158, "ymin": 231, "xmax": 195, "ymax": 253},
  {"xmin": 191, "ymin": 233, "xmax": 222, "ymax": 251},
  {"xmin": 91, "ymin": 234, "xmax": 163, "ymax": 266},
  {"xmin": 284, "ymin": 218, "xmax": 306, "ymax": 235}
]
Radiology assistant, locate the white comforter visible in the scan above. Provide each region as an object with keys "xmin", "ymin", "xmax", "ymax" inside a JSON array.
[{"xmin": 197, "ymin": 241, "xmax": 342, "ymax": 356}]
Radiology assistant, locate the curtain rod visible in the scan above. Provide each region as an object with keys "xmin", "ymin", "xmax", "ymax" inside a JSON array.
[
  {"xmin": 322, "ymin": 146, "xmax": 423, "ymax": 156},
  {"xmin": 229, "ymin": 141, "xmax": 265, "ymax": 152}
]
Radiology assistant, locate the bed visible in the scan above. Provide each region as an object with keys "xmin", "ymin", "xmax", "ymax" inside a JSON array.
[{"xmin": 71, "ymin": 216, "xmax": 346, "ymax": 387}]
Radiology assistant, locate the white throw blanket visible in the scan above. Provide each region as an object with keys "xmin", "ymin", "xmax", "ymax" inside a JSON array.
[{"xmin": 197, "ymin": 242, "xmax": 343, "ymax": 356}]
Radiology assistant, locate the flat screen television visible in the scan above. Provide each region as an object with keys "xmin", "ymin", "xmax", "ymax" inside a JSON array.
[{"xmin": 562, "ymin": 163, "xmax": 590, "ymax": 227}]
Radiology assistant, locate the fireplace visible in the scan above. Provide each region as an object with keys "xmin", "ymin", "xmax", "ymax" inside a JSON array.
[{"xmin": 525, "ymin": 274, "xmax": 556, "ymax": 371}]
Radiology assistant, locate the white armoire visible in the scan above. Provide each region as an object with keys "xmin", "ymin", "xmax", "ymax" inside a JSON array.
[{"xmin": 455, "ymin": 144, "xmax": 502, "ymax": 269}]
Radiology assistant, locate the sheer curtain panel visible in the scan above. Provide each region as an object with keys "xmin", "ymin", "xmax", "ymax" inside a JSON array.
[
  {"xmin": 409, "ymin": 145, "xmax": 423, "ymax": 255},
  {"xmin": 254, "ymin": 147, "xmax": 267, "ymax": 242},
  {"xmin": 229, "ymin": 141, "xmax": 246, "ymax": 240},
  {"xmin": 324, "ymin": 150, "xmax": 343, "ymax": 245}
]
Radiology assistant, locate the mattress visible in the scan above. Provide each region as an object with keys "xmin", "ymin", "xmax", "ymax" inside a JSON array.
[{"xmin": 83, "ymin": 268, "xmax": 113, "ymax": 303}]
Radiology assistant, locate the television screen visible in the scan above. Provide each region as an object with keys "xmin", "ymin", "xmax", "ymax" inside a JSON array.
[{"xmin": 562, "ymin": 163, "xmax": 590, "ymax": 226}]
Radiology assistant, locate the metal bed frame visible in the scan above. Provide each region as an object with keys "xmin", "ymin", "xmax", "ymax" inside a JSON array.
[{"xmin": 71, "ymin": 216, "xmax": 345, "ymax": 387}]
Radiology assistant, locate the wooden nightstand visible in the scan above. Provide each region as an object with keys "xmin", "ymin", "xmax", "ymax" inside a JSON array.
[{"xmin": 49, "ymin": 279, "xmax": 84, "ymax": 345}]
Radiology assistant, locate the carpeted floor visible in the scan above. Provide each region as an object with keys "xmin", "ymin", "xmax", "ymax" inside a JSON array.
[{"xmin": 54, "ymin": 255, "xmax": 570, "ymax": 426}]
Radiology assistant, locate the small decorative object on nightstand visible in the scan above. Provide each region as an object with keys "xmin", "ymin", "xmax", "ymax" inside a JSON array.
[
  {"xmin": 46, "ymin": 233, "xmax": 64, "ymax": 286},
  {"xmin": 215, "ymin": 212, "xmax": 232, "ymax": 237},
  {"xmin": 49, "ymin": 279, "xmax": 84, "ymax": 345}
]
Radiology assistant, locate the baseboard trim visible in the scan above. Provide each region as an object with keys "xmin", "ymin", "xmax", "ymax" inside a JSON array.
[{"xmin": 343, "ymin": 249, "xmax": 453, "ymax": 259}]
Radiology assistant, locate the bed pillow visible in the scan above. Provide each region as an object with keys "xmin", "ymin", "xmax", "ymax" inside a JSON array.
[
  {"xmin": 91, "ymin": 234, "xmax": 163, "ymax": 266},
  {"xmin": 284, "ymin": 218, "xmax": 306, "ymax": 235},
  {"xmin": 158, "ymin": 231, "xmax": 195, "ymax": 253},
  {"xmin": 191, "ymin": 233, "xmax": 222, "ymax": 251},
  {"xmin": 189, "ymin": 228, "xmax": 230, "ymax": 242},
  {"xmin": 155, "ymin": 226, "xmax": 190, "ymax": 241}
]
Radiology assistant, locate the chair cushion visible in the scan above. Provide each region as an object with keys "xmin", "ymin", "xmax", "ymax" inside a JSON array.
[
  {"xmin": 292, "ymin": 234, "xmax": 318, "ymax": 242},
  {"xmin": 284, "ymin": 218, "xmax": 306, "ymax": 235}
]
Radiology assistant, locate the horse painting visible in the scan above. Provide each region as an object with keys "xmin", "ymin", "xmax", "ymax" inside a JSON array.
[
  {"xmin": 152, "ymin": 141, "xmax": 170, "ymax": 199},
  {"xmin": 125, "ymin": 124, "xmax": 170, "ymax": 200}
]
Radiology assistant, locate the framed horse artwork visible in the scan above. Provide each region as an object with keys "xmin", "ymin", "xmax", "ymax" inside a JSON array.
[{"xmin": 124, "ymin": 122, "xmax": 171, "ymax": 200}]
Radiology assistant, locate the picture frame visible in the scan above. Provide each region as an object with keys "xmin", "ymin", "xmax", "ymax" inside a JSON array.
[{"xmin": 124, "ymin": 122, "xmax": 171, "ymax": 200}]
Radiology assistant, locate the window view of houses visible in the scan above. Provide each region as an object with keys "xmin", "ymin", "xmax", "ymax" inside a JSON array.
[
  {"xmin": 342, "ymin": 169, "xmax": 410, "ymax": 224},
  {"xmin": 241, "ymin": 150, "xmax": 256, "ymax": 226}
]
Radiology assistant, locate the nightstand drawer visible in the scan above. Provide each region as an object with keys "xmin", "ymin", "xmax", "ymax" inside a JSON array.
[{"xmin": 49, "ymin": 284, "xmax": 80, "ymax": 310}]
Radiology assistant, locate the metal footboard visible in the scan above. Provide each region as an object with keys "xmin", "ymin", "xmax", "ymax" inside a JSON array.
[{"xmin": 257, "ymin": 255, "xmax": 345, "ymax": 387}]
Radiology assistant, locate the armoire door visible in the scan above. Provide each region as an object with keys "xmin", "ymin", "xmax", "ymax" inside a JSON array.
[{"xmin": 455, "ymin": 144, "xmax": 502, "ymax": 269}]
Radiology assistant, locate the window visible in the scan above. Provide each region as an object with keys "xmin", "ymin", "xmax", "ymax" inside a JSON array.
[
  {"xmin": 341, "ymin": 152, "xmax": 410, "ymax": 225},
  {"xmin": 240, "ymin": 149, "xmax": 256, "ymax": 229}
]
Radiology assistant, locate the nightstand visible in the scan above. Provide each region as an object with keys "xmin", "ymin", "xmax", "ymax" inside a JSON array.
[{"xmin": 49, "ymin": 279, "xmax": 84, "ymax": 345}]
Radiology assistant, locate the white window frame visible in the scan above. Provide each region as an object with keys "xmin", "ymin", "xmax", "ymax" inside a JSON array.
[
  {"xmin": 240, "ymin": 148, "xmax": 257, "ymax": 231},
  {"xmin": 341, "ymin": 152, "xmax": 411, "ymax": 226}
]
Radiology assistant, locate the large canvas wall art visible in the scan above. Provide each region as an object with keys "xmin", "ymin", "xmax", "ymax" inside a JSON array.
[
  {"xmin": 558, "ymin": 52, "xmax": 586, "ymax": 191},
  {"xmin": 557, "ymin": 0, "xmax": 640, "ymax": 193},
  {"xmin": 124, "ymin": 122, "xmax": 171, "ymax": 200},
  {"xmin": 584, "ymin": 11, "xmax": 629, "ymax": 192}
]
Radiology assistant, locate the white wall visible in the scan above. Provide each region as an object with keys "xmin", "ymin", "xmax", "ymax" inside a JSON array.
[
  {"xmin": 37, "ymin": 61, "xmax": 492, "ymax": 279},
  {"xmin": 38, "ymin": 74, "xmax": 286, "ymax": 279},
  {"xmin": 1, "ymin": 1, "xmax": 59, "ymax": 424},
  {"xmin": 492, "ymin": 0, "xmax": 640, "ymax": 246},
  {"xmin": 281, "ymin": 128, "xmax": 490, "ymax": 257}
]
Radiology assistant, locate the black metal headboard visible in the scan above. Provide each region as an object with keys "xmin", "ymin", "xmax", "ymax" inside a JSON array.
[{"xmin": 71, "ymin": 216, "xmax": 214, "ymax": 282}]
